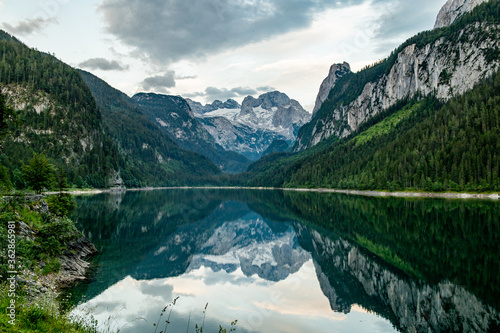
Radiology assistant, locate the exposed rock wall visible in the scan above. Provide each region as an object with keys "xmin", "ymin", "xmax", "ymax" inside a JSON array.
[
  {"xmin": 434, "ymin": 0, "xmax": 489, "ymax": 29},
  {"xmin": 312, "ymin": 62, "xmax": 351, "ymax": 116}
]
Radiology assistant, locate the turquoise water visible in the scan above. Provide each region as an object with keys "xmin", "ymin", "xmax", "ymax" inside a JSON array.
[{"xmin": 69, "ymin": 189, "xmax": 500, "ymax": 333}]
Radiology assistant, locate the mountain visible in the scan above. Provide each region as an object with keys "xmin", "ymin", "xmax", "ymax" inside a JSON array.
[
  {"xmin": 312, "ymin": 62, "xmax": 351, "ymax": 116},
  {"xmin": 0, "ymin": 30, "xmax": 120, "ymax": 188},
  {"xmin": 434, "ymin": 0, "xmax": 489, "ymax": 28},
  {"xmin": 295, "ymin": 0, "xmax": 500, "ymax": 151},
  {"xmin": 131, "ymin": 93, "xmax": 250, "ymax": 173},
  {"xmin": 78, "ymin": 70, "xmax": 221, "ymax": 187},
  {"xmin": 262, "ymin": 139, "xmax": 290, "ymax": 156},
  {"xmin": 243, "ymin": 0, "xmax": 500, "ymax": 192},
  {"xmin": 191, "ymin": 91, "xmax": 311, "ymax": 160}
]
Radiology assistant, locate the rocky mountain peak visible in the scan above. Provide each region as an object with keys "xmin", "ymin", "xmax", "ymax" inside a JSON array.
[
  {"xmin": 434, "ymin": 0, "xmax": 489, "ymax": 29},
  {"xmin": 194, "ymin": 90, "xmax": 310, "ymax": 160},
  {"xmin": 312, "ymin": 62, "xmax": 351, "ymax": 116}
]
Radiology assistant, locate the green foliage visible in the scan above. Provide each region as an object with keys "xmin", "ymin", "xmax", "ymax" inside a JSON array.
[
  {"xmin": 0, "ymin": 165, "xmax": 12, "ymax": 192},
  {"xmin": 352, "ymin": 102, "xmax": 420, "ymax": 146},
  {"xmin": 46, "ymin": 194, "xmax": 76, "ymax": 217},
  {"xmin": 0, "ymin": 30, "xmax": 120, "ymax": 189},
  {"xmin": 0, "ymin": 92, "xmax": 15, "ymax": 144},
  {"xmin": 262, "ymin": 139, "xmax": 290, "ymax": 156},
  {"xmin": 21, "ymin": 153, "xmax": 54, "ymax": 194},
  {"xmin": 0, "ymin": 283, "xmax": 97, "ymax": 332},
  {"xmin": 78, "ymin": 70, "xmax": 222, "ymax": 188},
  {"xmin": 132, "ymin": 92, "xmax": 249, "ymax": 173}
]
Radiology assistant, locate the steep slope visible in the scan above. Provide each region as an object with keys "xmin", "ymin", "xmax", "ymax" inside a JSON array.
[
  {"xmin": 192, "ymin": 91, "xmax": 311, "ymax": 160},
  {"xmin": 197, "ymin": 116, "xmax": 281, "ymax": 160},
  {"xmin": 0, "ymin": 30, "xmax": 119, "ymax": 188},
  {"xmin": 246, "ymin": 70, "xmax": 500, "ymax": 192},
  {"xmin": 262, "ymin": 139, "xmax": 290, "ymax": 156},
  {"xmin": 78, "ymin": 70, "xmax": 221, "ymax": 187},
  {"xmin": 131, "ymin": 93, "xmax": 250, "ymax": 173},
  {"xmin": 295, "ymin": 0, "xmax": 500, "ymax": 151}
]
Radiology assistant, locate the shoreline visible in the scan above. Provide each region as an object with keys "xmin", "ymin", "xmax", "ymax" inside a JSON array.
[{"xmin": 51, "ymin": 186, "xmax": 500, "ymax": 200}]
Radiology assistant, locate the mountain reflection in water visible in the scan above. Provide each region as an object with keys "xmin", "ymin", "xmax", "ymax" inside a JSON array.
[{"xmin": 70, "ymin": 189, "xmax": 500, "ymax": 333}]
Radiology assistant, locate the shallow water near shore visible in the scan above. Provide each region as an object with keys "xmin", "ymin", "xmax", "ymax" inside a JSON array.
[{"xmin": 69, "ymin": 189, "xmax": 500, "ymax": 333}]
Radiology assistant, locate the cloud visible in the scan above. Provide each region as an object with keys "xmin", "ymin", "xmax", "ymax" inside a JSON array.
[
  {"xmin": 257, "ymin": 86, "xmax": 275, "ymax": 92},
  {"xmin": 78, "ymin": 57, "xmax": 129, "ymax": 71},
  {"xmin": 99, "ymin": 0, "xmax": 446, "ymax": 66},
  {"xmin": 141, "ymin": 71, "xmax": 176, "ymax": 92},
  {"xmin": 185, "ymin": 86, "xmax": 261, "ymax": 101},
  {"xmin": 371, "ymin": 0, "xmax": 445, "ymax": 49},
  {"xmin": 98, "ymin": 0, "xmax": 361, "ymax": 64},
  {"xmin": 2, "ymin": 17, "xmax": 57, "ymax": 36}
]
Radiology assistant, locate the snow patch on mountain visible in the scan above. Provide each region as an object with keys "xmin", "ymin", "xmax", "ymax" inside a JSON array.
[{"xmin": 189, "ymin": 91, "xmax": 311, "ymax": 159}]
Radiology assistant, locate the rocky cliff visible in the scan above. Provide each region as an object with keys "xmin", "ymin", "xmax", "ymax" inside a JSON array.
[
  {"xmin": 312, "ymin": 62, "xmax": 351, "ymax": 116},
  {"xmin": 295, "ymin": 1, "xmax": 500, "ymax": 151},
  {"xmin": 434, "ymin": 0, "xmax": 489, "ymax": 28}
]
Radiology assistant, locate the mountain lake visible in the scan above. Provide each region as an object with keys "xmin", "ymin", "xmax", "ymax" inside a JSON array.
[{"xmin": 68, "ymin": 189, "xmax": 500, "ymax": 333}]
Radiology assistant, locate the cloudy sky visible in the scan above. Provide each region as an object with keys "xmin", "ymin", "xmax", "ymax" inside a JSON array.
[{"xmin": 0, "ymin": 0, "xmax": 445, "ymax": 111}]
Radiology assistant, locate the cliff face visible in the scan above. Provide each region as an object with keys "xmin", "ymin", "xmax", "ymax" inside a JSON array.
[
  {"xmin": 434, "ymin": 0, "xmax": 489, "ymax": 28},
  {"xmin": 312, "ymin": 62, "xmax": 351, "ymax": 116},
  {"xmin": 295, "ymin": 22, "xmax": 500, "ymax": 150},
  {"xmin": 296, "ymin": 224, "xmax": 500, "ymax": 333}
]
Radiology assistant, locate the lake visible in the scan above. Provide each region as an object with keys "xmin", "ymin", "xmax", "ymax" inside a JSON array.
[{"xmin": 69, "ymin": 189, "xmax": 500, "ymax": 333}]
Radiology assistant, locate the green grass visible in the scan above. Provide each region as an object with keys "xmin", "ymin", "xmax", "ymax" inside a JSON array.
[
  {"xmin": 0, "ymin": 284, "xmax": 97, "ymax": 333},
  {"xmin": 0, "ymin": 196, "xmax": 97, "ymax": 332},
  {"xmin": 352, "ymin": 102, "xmax": 421, "ymax": 146}
]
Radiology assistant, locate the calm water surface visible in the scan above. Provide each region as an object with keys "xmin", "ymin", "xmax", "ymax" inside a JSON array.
[{"xmin": 70, "ymin": 189, "xmax": 500, "ymax": 333}]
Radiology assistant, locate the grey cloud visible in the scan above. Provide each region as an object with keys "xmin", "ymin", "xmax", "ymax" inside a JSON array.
[
  {"xmin": 2, "ymin": 17, "xmax": 57, "ymax": 36},
  {"xmin": 98, "ymin": 0, "xmax": 444, "ymax": 66},
  {"xmin": 98, "ymin": 0, "xmax": 364, "ymax": 64},
  {"xmin": 230, "ymin": 87, "xmax": 258, "ymax": 96},
  {"xmin": 371, "ymin": 0, "xmax": 445, "ymax": 51},
  {"xmin": 186, "ymin": 86, "xmax": 261, "ymax": 101},
  {"xmin": 78, "ymin": 57, "xmax": 129, "ymax": 71},
  {"xmin": 141, "ymin": 71, "xmax": 176, "ymax": 92},
  {"xmin": 257, "ymin": 86, "xmax": 275, "ymax": 92}
]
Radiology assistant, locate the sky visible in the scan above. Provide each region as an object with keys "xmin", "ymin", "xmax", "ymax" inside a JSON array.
[{"xmin": 0, "ymin": 0, "xmax": 446, "ymax": 111}]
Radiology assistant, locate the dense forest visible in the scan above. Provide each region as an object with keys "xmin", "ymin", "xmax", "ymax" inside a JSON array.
[
  {"xmin": 0, "ymin": 30, "xmax": 119, "ymax": 188},
  {"xmin": 0, "ymin": 0, "xmax": 499, "ymax": 193}
]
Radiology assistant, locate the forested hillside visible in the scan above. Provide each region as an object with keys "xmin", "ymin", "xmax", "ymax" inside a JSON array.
[
  {"xmin": 0, "ymin": 30, "xmax": 118, "ymax": 188},
  {"xmin": 79, "ymin": 70, "xmax": 221, "ymax": 187}
]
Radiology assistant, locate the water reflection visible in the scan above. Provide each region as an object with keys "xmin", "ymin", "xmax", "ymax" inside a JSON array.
[{"xmin": 71, "ymin": 189, "xmax": 500, "ymax": 333}]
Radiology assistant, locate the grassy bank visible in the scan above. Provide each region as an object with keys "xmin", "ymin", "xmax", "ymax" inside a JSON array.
[{"xmin": 0, "ymin": 194, "xmax": 96, "ymax": 332}]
